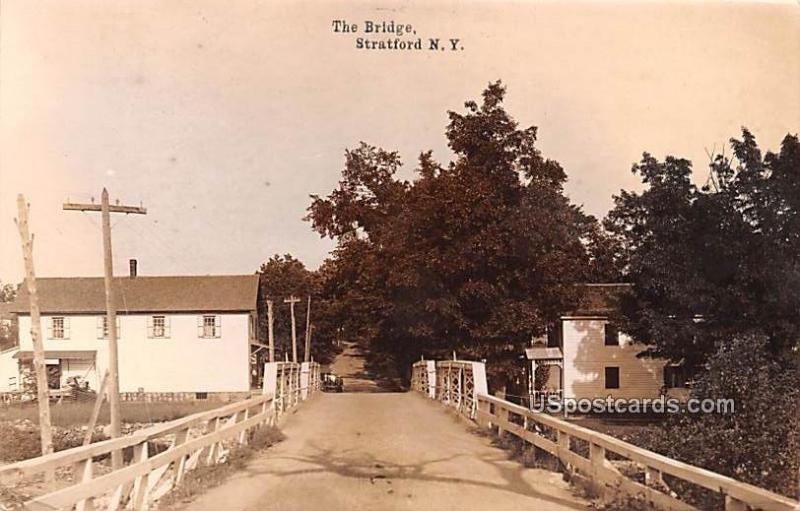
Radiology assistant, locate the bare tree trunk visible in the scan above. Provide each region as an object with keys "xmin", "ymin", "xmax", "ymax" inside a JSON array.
[{"xmin": 16, "ymin": 195, "xmax": 54, "ymax": 479}]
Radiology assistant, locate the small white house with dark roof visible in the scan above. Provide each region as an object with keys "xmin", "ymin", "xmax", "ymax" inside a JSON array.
[
  {"xmin": 527, "ymin": 283, "xmax": 675, "ymax": 402},
  {"xmin": 6, "ymin": 270, "xmax": 264, "ymax": 397}
]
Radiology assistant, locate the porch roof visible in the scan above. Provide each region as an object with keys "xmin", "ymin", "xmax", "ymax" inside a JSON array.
[
  {"xmin": 13, "ymin": 350, "xmax": 96, "ymax": 361},
  {"xmin": 525, "ymin": 347, "xmax": 563, "ymax": 360}
]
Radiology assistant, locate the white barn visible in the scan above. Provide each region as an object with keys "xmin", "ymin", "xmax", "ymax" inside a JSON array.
[
  {"xmin": 527, "ymin": 284, "xmax": 682, "ymax": 402},
  {"xmin": 5, "ymin": 273, "xmax": 263, "ymax": 397}
]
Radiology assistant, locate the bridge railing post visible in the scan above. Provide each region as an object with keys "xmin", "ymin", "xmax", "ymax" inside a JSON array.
[
  {"xmin": 495, "ymin": 390, "xmax": 508, "ymax": 438},
  {"xmin": 556, "ymin": 429, "xmax": 572, "ymax": 475},
  {"xmin": 589, "ymin": 441, "xmax": 607, "ymax": 497},
  {"xmin": 300, "ymin": 362, "xmax": 311, "ymax": 400},
  {"xmin": 475, "ymin": 396, "xmax": 490, "ymax": 428}
]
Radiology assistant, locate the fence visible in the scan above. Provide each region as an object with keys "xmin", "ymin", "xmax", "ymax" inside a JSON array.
[
  {"xmin": 0, "ymin": 361, "xmax": 321, "ymax": 510},
  {"xmin": 268, "ymin": 361, "xmax": 321, "ymax": 418},
  {"xmin": 412, "ymin": 359, "xmax": 799, "ymax": 511}
]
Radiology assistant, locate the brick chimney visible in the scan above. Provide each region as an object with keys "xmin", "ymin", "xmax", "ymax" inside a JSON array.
[{"xmin": 129, "ymin": 259, "xmax": 138, "ymax": 278}]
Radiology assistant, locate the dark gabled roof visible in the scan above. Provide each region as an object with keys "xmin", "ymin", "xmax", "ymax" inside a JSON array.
[
  {"xmin": 10, "ymin": 275, "xmax": 259, "ymax": 314},
  {"xmin": 568, "ymin": 283, "xmax": 632, "ymax": 316}
]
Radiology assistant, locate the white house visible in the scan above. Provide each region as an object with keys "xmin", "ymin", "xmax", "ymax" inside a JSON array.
[
  {"xmin": 0, "ymin": 302, "xmax": 19, "ymax": 392},
  {"xmin": 5, "ymin": 270, "xmax": 264, "ymax": 397},
  {"xmin": 526, "ymin": 284, "xmax": 683, "ymax": 402}
]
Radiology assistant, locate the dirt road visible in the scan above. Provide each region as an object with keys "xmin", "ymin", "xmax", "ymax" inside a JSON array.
[
  {"xmin": 328, "ymin": 342, "xmax": 400, "ymax": 392},
  {"xmin": 178, "ymin": 392, "xmax": 589, "ymax": 511}
]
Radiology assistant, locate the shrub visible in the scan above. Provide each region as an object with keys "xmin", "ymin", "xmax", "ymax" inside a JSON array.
[{"xmin": 640, "ymin": 336, "xmax": 799, "ymax": 503}]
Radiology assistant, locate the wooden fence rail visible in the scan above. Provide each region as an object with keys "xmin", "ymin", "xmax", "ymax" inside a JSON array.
[
  {"xmin": 0, "ymin": 362, "xmax": 321, "ymax": 511},
  {"xmin": 411, "ymin": 360, "xmax": 799, "ymax": 511}
]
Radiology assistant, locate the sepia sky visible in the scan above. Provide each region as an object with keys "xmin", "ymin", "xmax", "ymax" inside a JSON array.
[{"xmin": 1, "ymin": 0, "xmax": 798, "ymax": 284}]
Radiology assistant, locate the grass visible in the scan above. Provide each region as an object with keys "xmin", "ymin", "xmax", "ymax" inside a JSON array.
[
  {"xmin": 158, "ymin": 425, "xmax": 285, "ymax": 508},
  {"xmin": 0, "ymin": 400, "xmax": 233, "ymax": 463},
  {"xmin": 0, "ymin": 400, "xmax": 223, "ymax": 427}
]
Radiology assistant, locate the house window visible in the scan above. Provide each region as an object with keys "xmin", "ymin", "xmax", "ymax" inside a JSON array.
[
  {"xmin": 604, "ymin": 323, "xmax": 619, "ymax": 346},
  {"xmin": 605, "ymin": 367, "xmax": 620, "ymax": 389},
  {"xmin": 49, "ymin": 317, "xmax": 69, "ymax": 339},
  {"xmin": 199, "ymin": 315, "xmax": 221, "ymax": 338},
  {"xmin": 147, "ymin": 316, "xmax": 170, "ymax": 338},
  {"xmin": 664, "ymin": 365, "xmax": 687, "ymax": 388},
  {"xmin": 546, "ymin": 321, "xmax": 562, "ymax": 348},
  {"xmin": 97, "ymin": 316, "xmax": 121, "ymax": 339}
]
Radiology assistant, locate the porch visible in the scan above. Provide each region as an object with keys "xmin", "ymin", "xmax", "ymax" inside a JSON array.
[{"xmin": 525, "ymin": 346, "xmax": 564, "ymax": 406}]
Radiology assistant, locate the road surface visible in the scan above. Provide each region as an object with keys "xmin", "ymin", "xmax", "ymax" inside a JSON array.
[
  {"xmin": 177, "ymin": 392, "xmax": 589, "ymax": 511},
  {"xmin": 328, "ymin": 342, "xmax": 401, "ymax": 392}
]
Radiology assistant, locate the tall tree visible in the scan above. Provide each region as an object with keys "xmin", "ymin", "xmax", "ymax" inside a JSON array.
[
  {"xmin": 257, "ymin": 255, "xmax": 318, "ymax": 362},
  {"xmin": 605, "ymin": 130, "xmax": 800, "ymax": 368},
  {"xmin": 308, "ymin": 82, "xmax": 611, "ymax": 384}
]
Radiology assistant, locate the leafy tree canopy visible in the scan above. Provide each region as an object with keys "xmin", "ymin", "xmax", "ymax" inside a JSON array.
[
  {"xmin": 307, "ymin": 82, "xmax": 619, "ymax": 383},
  {"xmin": 256, "ymin": 254, "xmax": 339, "ymax": 364},
  {"xmin": 0, "ymin": 281, "xmax": 16, "ymax": 303},
  {"xmin": 605, "ymin": 130, "xmax": 800, "ymax": 367}
]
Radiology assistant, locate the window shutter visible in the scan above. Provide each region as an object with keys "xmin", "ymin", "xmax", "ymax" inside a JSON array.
[
  {"xmin": 116, "ymin": 317, "xmax": 121, "ymax": 339},
  {"xmin": 165, "ymin": 316, "xmax": 171, "ymax": 338},
  {"xmin": 47, "ymin": 319, "xmax": 53, "ymax": 339},
  {"xmin": 146, "ymin": 316, "xmax": 153, "ymax": 338},
  {"xmin": 97, "ymin": 317, "xmax": 104, "ymax": 339},
  {"xmin": 63, "ymin": 317, "xmax": 71, "ymax": 339},
  {"xmin": 214, "ymin": 316, "xmax": 221, "ymax": 337},
  {"xmin": 197, "ymin": 316, "xmax": 203, "ymax": 337}
]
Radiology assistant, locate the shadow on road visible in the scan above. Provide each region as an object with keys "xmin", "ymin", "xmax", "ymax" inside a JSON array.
[{"xmin": 234, "ymin": 441, "xmax": 585, "ymax": 510}]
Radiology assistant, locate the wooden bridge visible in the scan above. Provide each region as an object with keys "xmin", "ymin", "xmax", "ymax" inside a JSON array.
[{"xmin": 0, "ymin": 358, "xmax": 797, "ymax": 511}]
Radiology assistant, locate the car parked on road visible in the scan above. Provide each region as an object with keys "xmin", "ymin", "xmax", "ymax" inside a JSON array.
[{"xmin": 321, "ymin": 373, "xmax": 344, "ymax": 393}]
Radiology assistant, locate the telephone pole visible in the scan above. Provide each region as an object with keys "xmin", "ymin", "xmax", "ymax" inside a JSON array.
[
  {"xmin": 284, "ymin": 296, "xmax": 300, "ymax": 363},
  {"xmin": 15, "ymin": 195, "xmax": 54, "ymax": 463},
  {"xmin": 303, "ymin": 295, "xmax": 312, "ymax": 362},
  {"xmin": 63, "ymin": 189, "xmax": 146, "ymax": 468},
  {"xmin": 266, "ymin": 300, "xmax": 275, "ymax": 362}
]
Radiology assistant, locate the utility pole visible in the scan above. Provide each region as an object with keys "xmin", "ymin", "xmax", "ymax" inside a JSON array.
[
  {"xmin": 308, "ymin": 324, "xmax": 314, "ymax": 361},
  {"xmin": 303, "ymin": 295, "xmax": 312, "ymax": 362},
  {"xmin": 284, "ymin": 296, "xmax": 300, "ymax": 363},
  {"xmin": 15, "ymin": 195, "xmax": 54, "ymax": 466},
  {"xmin": 267, "ymin": 300, "xmax": 275, "ymax": 363},
  {"xmin": 63, "ymin": 189, "xmax": 146, "ymax": 469}
]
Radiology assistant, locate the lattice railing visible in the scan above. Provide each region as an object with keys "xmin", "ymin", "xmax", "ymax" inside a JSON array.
[
  {"xmin": 411, "ymin": 360, "xmax": 429, "ymax": 394},
  {"xmin": 434, "ymin": 360, "xmax": 478, "ymax": 418}
]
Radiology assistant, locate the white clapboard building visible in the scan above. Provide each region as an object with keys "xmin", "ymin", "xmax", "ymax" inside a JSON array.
[
  {"xmin": 3, "ymin": 267, "xmax": 262, "ymax": 398},
  {"xmin": 527, "ymin": 284, "xmax": 685, "ymax": 402}
]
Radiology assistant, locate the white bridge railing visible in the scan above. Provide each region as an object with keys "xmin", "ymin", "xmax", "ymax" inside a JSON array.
[
  {"xmin": 0, "ymin": 361, "xmax": 321, "ymax": 510},
  {"xmin": 412, "ymin": 359, "xmax": 798, "ymax": 511}
]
